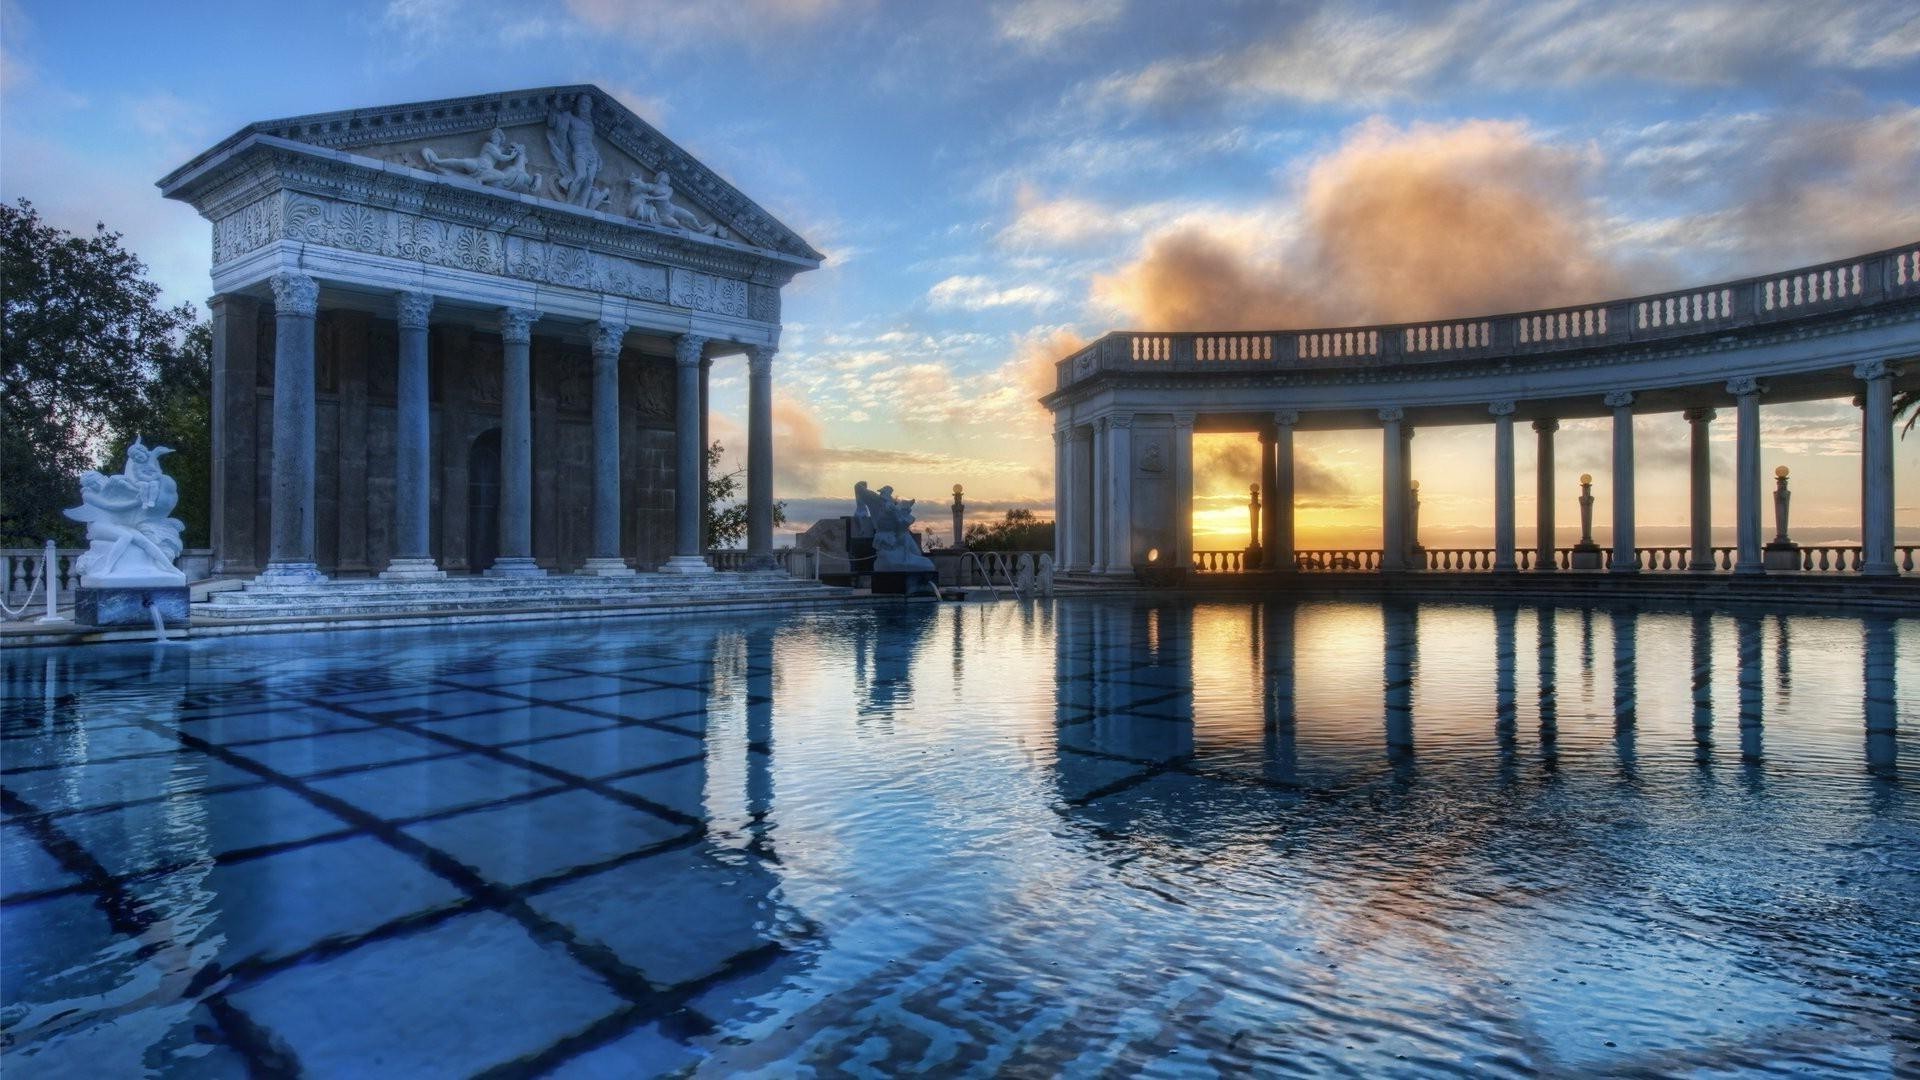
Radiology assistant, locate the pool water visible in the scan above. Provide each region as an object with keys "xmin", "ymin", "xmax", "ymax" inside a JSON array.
[{"xmin": 2, "ymin": 598, "xmax": 1916, "ymax": 1076}]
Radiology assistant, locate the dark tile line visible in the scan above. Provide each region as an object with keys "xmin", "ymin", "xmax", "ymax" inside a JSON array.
[{"xmin": 1063, "ymin": 756, "xmax": 1194, "ymax": 807}]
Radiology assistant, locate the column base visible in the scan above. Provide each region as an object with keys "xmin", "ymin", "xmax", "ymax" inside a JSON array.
[
  {"xmin": 379, "ymin": 558, "xmax": 446, "ymax": 581},
  {"xmin": 577, "ymin": 557, "xmax": 636, "ymax": 577},
  {"xmin": 658, "ymin": 555, "xmax": 714, "ymax": 575},
  {"xmin": 1732, "ymin": 562, "xmax": 1766, "ymax": 576},
  {"xmin": 484, "ymin": 557, "xmax": 548, "ymax": 578},
  {"xmin": 1859, "ymin": 562, "xmax": 1899, "ymax": 578},
  {"xmin": 256, "ymin": 562, "xmax": 328, "ymax": 585}
]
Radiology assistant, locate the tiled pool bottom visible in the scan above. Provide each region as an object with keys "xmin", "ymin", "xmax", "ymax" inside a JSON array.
[{"xmin": 2, "ymin": 600, "xmax": 1917, "ymax": 1076}]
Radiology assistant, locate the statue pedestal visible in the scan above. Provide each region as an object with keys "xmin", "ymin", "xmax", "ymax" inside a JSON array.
[
  {"xmin": 1569, "ymin": 543, "xmax": 1604, "ymax": 570},
  {"xmin": 870, "ymin": 570, "xmax": 936, "ymax": 597},
  {"xmin": 75, "ymin": 586, "xmax": 189, "ymax": 629},
  {"xmin": 1764, "ymin": 542, "xmax": 1800, "ymax": 572}
]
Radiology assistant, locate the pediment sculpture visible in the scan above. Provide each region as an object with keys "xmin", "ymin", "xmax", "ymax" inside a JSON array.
[
  {"xmin": 421, "ymin": 125, "xmax": 542, "ymax": 195},
  {"xmin": 62, "ymin": 438, "xmax": 188, "ymax": 588}
]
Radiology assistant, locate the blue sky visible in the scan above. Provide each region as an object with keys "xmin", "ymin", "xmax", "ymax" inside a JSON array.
[{"xmin": 4, "ymin": 0, "xmax": 1917, "ymax": 546}]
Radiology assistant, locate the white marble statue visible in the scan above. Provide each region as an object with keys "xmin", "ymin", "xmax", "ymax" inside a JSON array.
[
  {"xmin": 546, "ymin": 94, "xmax": 604, "ymax": 208},
  {"xmin": 855, "ymin": 481, "xmax": 934, "ymax": 573},
  {"xmin": 626, "ymin": 170, "xmax": 717, "ymax": 234},
  {"xmin": 63, "ymin": 438, "xmax": 187, "ymax": 588},
  {"xmin": 422, "ymin": 126, "xmax": 541, "ymax": 195}
]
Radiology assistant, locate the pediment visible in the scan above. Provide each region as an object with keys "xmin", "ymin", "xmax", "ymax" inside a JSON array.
[{"xmin": 167, "ymin": 86, "xmax": 821, "ymax": 266}]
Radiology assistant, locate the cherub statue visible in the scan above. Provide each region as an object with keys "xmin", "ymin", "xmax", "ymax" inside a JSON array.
[
  {"xmin": 626, "ymin": 170, "xmax": 717, "ymax": 234},
  {"xmin": 62, "ymin": 438, "xmax": 187, "ymax": 587}
]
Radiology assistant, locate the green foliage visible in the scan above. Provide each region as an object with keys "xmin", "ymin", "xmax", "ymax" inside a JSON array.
[
  {"xmin": 1897, "ymin": 388, "xmax": 1916, "ymax": 439},
  {"xmin": 962, "ymin": 507, "xmax": 1054, "ymax": 553},
  {"xmin": 704, "ymin": 441, "xmax": 785, "ymax": 549},
  {"xmin": 1, "ymin": 199, "xmax": 210, "ymax": 546}
]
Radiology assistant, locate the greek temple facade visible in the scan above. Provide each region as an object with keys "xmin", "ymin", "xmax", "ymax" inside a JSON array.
[
  {"xmin": 1042, "ymin": 244, "xmax": 1920, "ymax": 579},
  {"xmin": 160, "ymin": 86, "xmax": 818, "ymax": 583}
]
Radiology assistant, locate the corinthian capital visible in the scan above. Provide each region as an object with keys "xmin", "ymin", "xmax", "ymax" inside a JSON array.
[
  {"xmin": 1725, "ymin": 376, "xmax": 1763, "ymax": 398},
  {"xmin": 499, "ymin": 307, "xmax": 537, "ymax": 344},
  {"xmin": 270, "ymin": 272, "xmax": 319, "ymax": 318},
  {"xmin": 748, "ymin": 344, "xmax": 776, "ymax": 377},
  {"xmin": 1273, "ymin": 409, "xmax": 1301, "ymax": 429},
  {"xmin": 395, "ymin": 291, "xmax": 434, "ymax": 331},
  {"xmin": 592, "ymin": 320, "xmax": 626, "ymax": 358},
  {"xmin": 1377, "ymin": 407, "xmax": 1405, "ymax": 423},
  {"xmin": 1603, "ymin": 390, "xmax": 1635, "ymax": 409},
  {"xmin": 1532, "ymin": 418, "xmax": 1559, "ymax": 433},
  {"xmin": 1853, "ymin": 359, "xmax": 1893, "ymax": 382},
  {"xmin": 676, "ymin": 333, "xmax": 708, "ymax": 366},
  {"xmin": 1488, "ymin": 400, "xmax": 1517, "ymax": 417}
]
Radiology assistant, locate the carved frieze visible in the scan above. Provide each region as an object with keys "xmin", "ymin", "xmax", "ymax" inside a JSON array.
[{"xmin": 668, "ymin": 268, "xmax": 748, "ymax": 318}]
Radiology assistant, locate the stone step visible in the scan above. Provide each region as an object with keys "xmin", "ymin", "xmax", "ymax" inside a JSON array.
[
  {"xmin": 201, "ymin": 580, "xmax": 822, "ymax": 606},
  {"xmin": 195, "ymin": 583, "xmax": 845, "ymax": 620},
  {"xmin": 216, "ymin": 572, "xmax": 794, "ymax": 597}
]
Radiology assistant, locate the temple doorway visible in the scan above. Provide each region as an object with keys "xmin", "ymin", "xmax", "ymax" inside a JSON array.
[{"xmin": 467, "ymin": 427, "xmax": 501, "ymax": 573}]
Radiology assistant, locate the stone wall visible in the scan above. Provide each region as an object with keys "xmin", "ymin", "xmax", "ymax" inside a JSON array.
[{"xmin": 222, "ymin": 308, "xmax": 681, "ymax": 577}]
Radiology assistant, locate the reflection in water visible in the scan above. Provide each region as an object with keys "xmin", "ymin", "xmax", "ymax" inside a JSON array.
[{"xmin": 2, "ymin": 598, "xmax": 1914, "ymax": 1076}]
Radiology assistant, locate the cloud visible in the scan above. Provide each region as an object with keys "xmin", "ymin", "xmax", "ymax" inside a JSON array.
[
  {"xmin": 1087, "ymin": 1, "xmax": 1920, "ymax": 114},
  {"xmin": 993, "ymin": 0, "xmax": 1126, "ymax": 50},
  {"xmin": 1092, "ymin": 118, "xmax": 1636, "ymax": 329},
  {"xmin": 926, "ymin": 274, "xmax": 1063, "ymax": 311},
  {"xmin": 562, "ymin": 0, "xmax": 854, "ymax": 48}
]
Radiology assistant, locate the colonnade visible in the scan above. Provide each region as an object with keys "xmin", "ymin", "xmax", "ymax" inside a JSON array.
[
  {"xmin": 253, "ymin": 271, "xmax": 779, "ymax": 584},
  {"xmin": 1053, "ymin": 363, "xmax": 1903, "ymax": 577}
]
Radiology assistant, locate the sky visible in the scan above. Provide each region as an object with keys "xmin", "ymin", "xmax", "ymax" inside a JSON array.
[{"xmin": 3, "ymin": 0, "xmax": 1918, "ymax": 549}]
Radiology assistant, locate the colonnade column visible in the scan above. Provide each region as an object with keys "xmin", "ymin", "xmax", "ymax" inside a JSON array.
[
  {"xmin": 487, "ymin": 307, "xmax": 544, "ymax": 577},
  {"xmin": 261, "ymin": 272, "xmax": 326, "ymax": 583},
  {"xmin": 1172, "ymin": 413, "xmax": 1194, "ymax": 570},
  {"xmin": 662, "ymin": 333, "xmax": 714, "ymax": 574},
  {"xmin": 1857, "ymin": 360, "xmax": 1898, "ymax": 576},
  {"xmin": 1071, "ymin": 426, "xmax": 1093, "ymax": 571},
  {"xmin": 1533, "ymin": 419, "xmax": 1557, "ymax": 572},
  {"xmin": 1258, "ymin": 429, "xmax": 1277, "ymax": 567},
  {"xmin": 1491, "ymin": 401, "xmax": 1517, "ymax": 572},
  {"xmin": 1053, "ymin": 428, "xmax": 1071, "ymax": 567},
  {"xmin": 1729, "ymin": 377, "xmax": 1764, "ymax": 575},
  {"xmin": 1090, "ymin": 419, "xmax": 1108, "ymax": 573},
  {"xmin": 1685, "ymin": 407, "xmax": 1715, "ymax": 572},
  {"xmin": 580, "ymin": 320, "xmax": 635, "ymax": 576},
  {"xmin": 1380, "ymin": 408, "xmax": 1407, "ymax": 571},
  {"xmin": 1106, "ymin": 414, "xmax": 1133, "ymax": 575},
  {"xmin": 746, "ymin": 344, "xmax": 776, "ymax": 568},
  {"xmin": 1270, "ymin": 411, "xmax": 1298, "ymax": 571},
  {"xmin": 1605, "ymin": 390, "xmax": 1637, "ymax": 574}
]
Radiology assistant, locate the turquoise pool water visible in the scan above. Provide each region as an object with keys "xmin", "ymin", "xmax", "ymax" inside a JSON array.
[{"xmin": 2, "ymin": 598, "xmax": 1916, "ymax": 1076}]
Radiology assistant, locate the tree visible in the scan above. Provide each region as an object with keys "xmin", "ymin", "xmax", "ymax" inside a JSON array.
[
  {"xmin": 703, "ymin": 441, "xmax": 785, "ymax": 549},
  {"xmin": 1, "ymin": 199, "xmax": 208, "ymax": 545},
  {"xmin": 962, "ymin": 507, "xmax": 1054, "ymax": 553},
  {"xmin": 1898, "ymin": 388, "xmax": 1916, "ymax": 439}
]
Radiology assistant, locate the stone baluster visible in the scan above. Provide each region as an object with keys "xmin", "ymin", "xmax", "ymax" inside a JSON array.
[
  {"xmin": 487, "ymin": 307, "xmax": 544, "ymax": 577},
  {"xmin": 1380, "ymin": 408, "xmax": 1407, "ymax": 572},
  {"xmin": 1605, "ymin": 390, "xmax": 1637, "ymax": 573},
  {"xmin": 1491, "ymin": 401, "xmax": 1517, "ymax": 572},
  {"xmin": 1728, "ymin": 377, "xmax": 1765, "ymax": 575},
  {"xmin": 1856, "ymin": 360, "xmax": 1898, "ymax": 576},
  {"xmin": 1533, "ymin": 419, "xmax": 1557, "ymax": 573},
  {"xmin": 662, "ymin": 333, "xmax": 714, "ymax": 573},
  {"xmin": 1684, "ymin": 407, "xmax": 1715, "ymax": 573},
  {"xmin": 260, "ymin": 272, "xmax": 326, "ymax": 584},
  {"xmin": 580, "ymin": 320, "xmax": 636, "ymax": 576},
  {"xmin": 747, "ymin": 344, "xmax": 777, "ymax": 568}
]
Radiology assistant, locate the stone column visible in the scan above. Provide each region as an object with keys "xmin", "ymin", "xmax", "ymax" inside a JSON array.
[
  {"xmin": 699, "ymin": 358, "xmax": 712, "ymax": 550},
  {"xmin": 260, "ymin": 272, "xmax": 326, "ymax": 584},
  {"xmin": 208, "ymin": 293, "xmax": 260, "ymax": 577},
  {"xmin": 1491, "ymin": 401, "xmax": 1517, "ymax": 572},
  {"xmin": 1106, "ymin": 414, "xmax": 1133, "ymax": 574},
  {"xmin": 381, "ymin": 291, "xmax": 443, "ymax": 580},
  {"xmin": 1380, "ymin": 408, "xmax": 1407, "ymax": 571},
  {"xmin": 1053, "ymin": 429, "xmax": 1070, "ymax": 566},
  {"xmin": 1402, "ymin": 426, "xmax": 1419, "ymax": 567},
  {"xmin": 1605, "ymin": 390, "xmax": 1637, "ymax": 573},
  {"xmin": 1172, "ymin": 413, "xmax": 1195, "ymax": 569},
  {"xmin": 1857, "ymin": 360, "xmax": 1898, "ymax": 576},
  {"xmin": 1533, "ymin": 419, "xmax": 1557, "ymax": 572},
  {"xmin": 747, "ymin": 344, "xmax": 776, "ymax": 568},
  {"xmin": 1729, "ymin": 377, "xmax": 1764, "ymax": 575},
  {"xmin": 1090, "ymin": 419, "xmax": 1108, "ymax": 573},
  {"xmin": 1071, "ymin": 425, "xmax": 1093, "ymax": 571},
  {"xmin": 488, "ymin": 307, "xmax": 544, "ymax": 577},
  {"xmin": 1684, "ymin": 407, "xmax": 1716, "ymax": 571},
  {"xmin": 662, "ymin": 333, "xmax": 714, "ymax": 574},
  {"xmin": 1270, "ymin": 411, "xmax": 1298, "ymax": 571},
  {"xmin": 580, "ymin": 320, "xmax": 635, "ymax": 576}
]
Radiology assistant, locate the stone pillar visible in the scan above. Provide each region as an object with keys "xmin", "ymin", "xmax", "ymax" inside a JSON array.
[
  {"xmin": 1106, "ymin": 414, "xmax": 1133, "ymax": 575},
  {"xmin": 1402, "ymin": 426, "xmax": 1420, "ymax": 567},
  {"xmin": 260, "ymin": 272, "xmax": 326, "ymax": 584},
  {"xmin": 1090, "ymin": 419, "xmax": 1108, "ymax": 573},
  {"xmin": 1605, "ymin": 390, "xmax": 1637, "ymax": 574},
  {"xmin": 580, "ymin": 320, "xmax": 635, "ymax": 576},
  {"xmin": 1685, "ymin": 407, "xmax": 1716, "ymax": 572},
  {"xmin": 1729, "ymin": 377, "xmax": 1764, "ymax": 575},
  {"xmin": 1533, "ymin": 419, "xmax": 1557, "ymax": 572},
  {"xmin": 747, "ymin": 345, "xmax": 776, "ymax": 567},
  {"xmin": 662, "ymin": 333, "xmax": 714, "ymax": 574},
  {"xmin": 1270, "ymin": 410, "xmax": 1298, "ymax": 571},
  {"xmin": 1071, "ymin": 425, "xmax": 1093, "ymax": 571},
  {"xmin": 1172, "ymin": 413, "xmax": 1194, "ymax": 569},
  {"xmin": 1380, "ymin": 408, "xmax": 1407, "ymax": 571},
  {"xmin": 1491, "ymin": 401, "xmax": 1517, "ymax": 572},
  {"xmin": 488, "ymin": 307, "xmax": 544, "ymax": 577},
  {"xmin": 1052, "ymin": 430, "xmax": 1069, "ymax": 566},
  {"xmin": 699, "ymin": 358, "xmax": 712, "ymax": 550},
  {"xmin": 381, "ymin": 291, "xmax": 444, "ymax": 580},
  {"xmin": 1856, "ymin": 360, "xmax": 1898, "ymax": 576},
  {"xmin": 208, "ymin": 293, "xmax": 260, "ymax": 577}
]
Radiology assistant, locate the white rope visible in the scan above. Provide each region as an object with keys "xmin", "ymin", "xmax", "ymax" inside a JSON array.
[{"xmin": 0, "ymin": 572, "xmax": 43, "ymax": 621}]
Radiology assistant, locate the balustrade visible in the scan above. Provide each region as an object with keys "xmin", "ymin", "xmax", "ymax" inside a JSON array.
[
  {"xmin": 1194, "ymin": 335, "xmax": 1272, "ymax": 362},
  {"xmin": 1165, "ymin": 543, "xmax": 1911, "ymax": 577},
  {"xmin": 2, "ymin": 548, "xmax": 83, "ymax": 607}
]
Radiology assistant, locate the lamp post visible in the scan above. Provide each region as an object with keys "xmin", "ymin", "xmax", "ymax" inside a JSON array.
[
  {"xmin": 1245, "ymin": 483, "xmax": 1263, "ymax": 567},
  {"xmin": 1408, "ymin": 479, "xmax": 1423, "ymax": 569},
  {"xmin": 951, "ymin": 484, "xmax": 965, "ymax": 551},
  {"xmin": 1764, "ymin": 466, "xmax": 1799, "ymax": 571},
  {"xmin": 1571, "ymin": 473, "xmax": 1603, "ymax": 569}
]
